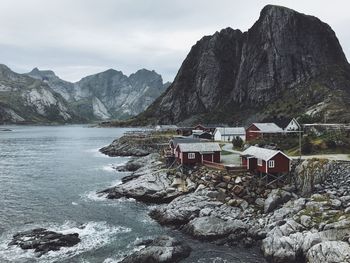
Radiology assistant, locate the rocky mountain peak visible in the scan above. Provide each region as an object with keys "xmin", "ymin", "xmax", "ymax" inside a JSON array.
[{"xmin": 135, "ymin": 5, "xmax": 350, "ymax": 125}]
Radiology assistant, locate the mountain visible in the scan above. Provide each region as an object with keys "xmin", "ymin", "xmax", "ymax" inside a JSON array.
[
  {"xmin": 0, "ymin": 64, "xmax": 83, "ymax": 124},
  {"xmin": 134, "ymin": 5, "xmax": 350, "ymax": 125},
  {"xmin": 28, "ymin": 68, "xmax": 167, "ymax": 121}
]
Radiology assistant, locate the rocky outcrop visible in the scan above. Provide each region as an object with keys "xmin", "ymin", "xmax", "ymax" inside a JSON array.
[
  {"xmin": 184, "ymin": 216, "xmax": 248, "ymax": 240},
  {"xmin": 120, "ymin": 236, "xmax": 191, "ymax": 263},
  {"xmin": 28, "ymin": 67, "xmax": 167, "ymax": 121},
  {"xmin": 135, "ymin": 5, "xmax": 350, "ymax": 125},
  {"xmin": 8, "ymin": 228, "xmax": 80, "ymax": 257},
  {"xmin": 98, "ymin": 154, "xmax": 190, "ymax": 203},
  {"xmin": 294, "ymin": 159, "xmax": 350, "ymax": 196},
  {"xmin": 306, "ymin": 241, "xmax": 350, "ymax": 263},
  {"xmin": 99, "ymin": 131, "xmax": 171, "ymax": 157}
]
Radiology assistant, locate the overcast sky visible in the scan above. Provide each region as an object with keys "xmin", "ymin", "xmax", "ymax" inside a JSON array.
[{"xmin": 0, "ymin": 0, "xmax": 349, "ymax": 82}]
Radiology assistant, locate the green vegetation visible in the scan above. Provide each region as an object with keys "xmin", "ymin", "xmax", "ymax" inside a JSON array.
[
  {"xmin": 232, "ymin": 136, "xmax": 244, "ymax": 149},
  {"xmin": 221, "ymin": 150, "xmax": 233, "ymax": 156},
  {"xmin": 246, "ymin": 130, "xmax": 350, "ymax": 156}
]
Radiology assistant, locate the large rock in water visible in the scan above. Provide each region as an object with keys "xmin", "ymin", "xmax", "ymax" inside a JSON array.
[
  {"xmin": 120, "ymin": 236, "xmax": 191, "ymax": 263},
  {"xmin": 8, "ymin": 228, "xmax": 80, "ymax": 256},
  {"xmin": 135, "ymin": 5, "xmax": 350, "ymax": 125}
]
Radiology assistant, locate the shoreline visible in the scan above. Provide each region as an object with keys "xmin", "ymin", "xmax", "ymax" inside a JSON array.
[{"xmin": 99, "ymin": 131, "xmax": 350, "ymax": 263}]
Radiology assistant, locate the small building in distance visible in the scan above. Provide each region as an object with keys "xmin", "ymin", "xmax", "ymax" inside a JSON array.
[
  {"xmin": 192, "ymin": 130, "xmax": 213, "ymax": 140},
  {"xmin": 246, "ymin": 123, "xmax": 284, "ymax": 141},
  {"xmin": 175, "ymin": 142, "xmax": 221, "ymax": 165},
  {"xmin": 213, "ymin": 127, "xmax": 246, "ymax": 142},
  {"xmin": 284, "ymin": 118, "xmax": 301, "ymax": 131},
  {"xmin": 241, "ymin": 146, "xmax": 291, "ymax": 174}
]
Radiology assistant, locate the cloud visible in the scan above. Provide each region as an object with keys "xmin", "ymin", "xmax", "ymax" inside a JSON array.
[{"xmin": 0, "ymin": 0, "xmax": 349, "ymax": 82}]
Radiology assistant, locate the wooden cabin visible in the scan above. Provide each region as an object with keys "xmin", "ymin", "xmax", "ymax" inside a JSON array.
[
  {"xmin": 169, "ymin": 137, "xmax": 202, "ymax": 155},
  {"xmin": 246, "ymin": 123, "xmax": 284, "ymax": 141},
  {"xmin": 175, "ymin": 142, "xmax": 221, "ymax": 165},
  {"xmin": 241, "ymin": 146, "xmax": 291, "ymax": 174}
]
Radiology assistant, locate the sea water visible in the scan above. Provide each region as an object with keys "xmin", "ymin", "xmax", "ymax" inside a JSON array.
[{"xmin": 0, "ymin": 125, "xmax": 265, "ymax": 262}]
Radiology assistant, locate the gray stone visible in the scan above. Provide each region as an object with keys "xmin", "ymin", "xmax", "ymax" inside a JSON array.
[
  {"xmin": 264, "ymin": 189, "xmax": 293, "ymax": 213},
  {"xmin": 307, "ymin": 241, "xmax": 350, "ymax": 263},
  {"xmin": 120, "ymin": 236, "xmax": 191, "ymax": 263}
]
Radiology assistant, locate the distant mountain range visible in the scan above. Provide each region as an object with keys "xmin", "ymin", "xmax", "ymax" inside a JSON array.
[
  {"xmin": 0, "ymin": 65, "xmax": 168, "ymax": 124},
  {"xmin": 127, "ymin": 5, "xmax": 350, "ymax": 126}
]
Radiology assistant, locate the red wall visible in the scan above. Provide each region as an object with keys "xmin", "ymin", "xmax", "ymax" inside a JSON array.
[
  {"xmin": 268, "ymin": 153, "xmax": 290, "ymax": 173},
  {"xmin": 213, "ymin": 152, "xmax": 220, "ymax": 163},
  {"xmin": 247, "ymin": 153, "xmax": 290, "ymax": 174},
  {"xmin": 246, "ymin": 124, "xmax": 261, "ymax": 141},
  {"xmin": 249, "ymin": 158, "xmax": 257, "ymax": 171},
  {"xmin": 175, "ymin": 148, "xmax": 221, "ymax": 165}
]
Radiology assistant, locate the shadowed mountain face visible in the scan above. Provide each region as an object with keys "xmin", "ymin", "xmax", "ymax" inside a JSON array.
[
  {"xmin": 135, "ymin": 5, "xmax": 350, "ymax": 125},
  {"xmin": 27, "ymin": 68, "xmax": 167, "ymax": 121}
]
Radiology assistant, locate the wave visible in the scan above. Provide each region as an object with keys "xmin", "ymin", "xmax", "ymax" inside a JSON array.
[
  {"xmin": 0, "ymin": 221, "xmax": 131, "ymax": 263},
  {"xmin": 80, "ymin": 190, "xmax": 108, "ymax": 202},
  {"xmin": 101, "ymin": 165, "xmax": 116, "ymax": 172}
]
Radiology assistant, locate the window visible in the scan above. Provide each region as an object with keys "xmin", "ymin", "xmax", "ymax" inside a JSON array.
[
  {"xmin": 268, "ymin": 160, "xmax": 275, "ymax": 168},
  {"xmin": 188, "ymin": 153, "xmax": 195, "ymax": 159},
  {"xmin": 257, "ymin": 158, "xmax": 262, "ymax": 166}
]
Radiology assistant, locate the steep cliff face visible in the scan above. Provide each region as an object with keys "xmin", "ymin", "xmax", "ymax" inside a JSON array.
[
  {"xmin": 0, "ymin": 65, "xmax": 82, "ymax": 124},
  {"xmin": 137, "ymin": 5, "xmax": 350, "ymax": 125},
  {"xmin": 27, "ymin": 68, "xmax": 167, "ymax": 121},
  {"xmin": 28, "ymin": 68, "xmax": 74, "ymax": 101}
]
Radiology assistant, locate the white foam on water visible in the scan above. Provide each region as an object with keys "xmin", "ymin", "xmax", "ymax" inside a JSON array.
[
  {"xmin": 101, "ymin": 165, "xmax": 116, "ymax": 172},
  {"xmin": 105, "ymin": 197, "xmax": 136, "ymax": 207},
  {"xmin": 0, "ymin": 221, "xmax": 131, "ymax": 263},
  {"xmin": 81, "ymin": 190, "xmax": 108, "ymax": 202},
  {"xmin": 109, "ymin": 180, "xmax": 122, "ymax": 187},
  {"xmin": 71, "ymin": 202, "xmax": 78, "ymax": 206}
]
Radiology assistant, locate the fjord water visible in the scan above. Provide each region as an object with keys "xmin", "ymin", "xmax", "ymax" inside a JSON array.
[{"xmin": 0, "ymin": 125, "xmax": 264, "ymax": 263}]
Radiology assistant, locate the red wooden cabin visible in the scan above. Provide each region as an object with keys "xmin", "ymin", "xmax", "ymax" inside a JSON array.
[
  {"xmin": 241, "ymin": 146, "xmax": 291, "ymax": 174},
  {"xmin": 246, "ymin": 123, "xmax": 283, "ymax": 141},
  {"xmin": 175, "ymin": 142, "xmax": 221, "ymax": 165}
]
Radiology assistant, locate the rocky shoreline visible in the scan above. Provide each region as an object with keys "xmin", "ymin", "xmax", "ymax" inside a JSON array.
[{"xmin": 100, "ymin": 133, "xmax": 350, "ymax": 263}]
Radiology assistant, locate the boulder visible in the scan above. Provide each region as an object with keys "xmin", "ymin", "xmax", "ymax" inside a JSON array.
[
  {"xmin": 307, "ymin": 241, "xmax": 350, "ymax": 263},
  {"xmin": 149, "ymin": 190, "xmax": 223, "ymax": 225},
  {"xmin": 120, "ymin": 236, "xmax": 191, "ymax": 263},
  {"xmin": 264, "ymin": 189, "xmax": 293, "ymax": 213},
  {"xmin": 184, "ymin": 216, "xmax": 248, "ymax": 240}
]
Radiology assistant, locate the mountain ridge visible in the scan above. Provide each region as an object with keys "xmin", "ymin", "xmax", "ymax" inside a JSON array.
[
  {"xmin": 0, "ymin": 65, "xmax": 168, "ymax": 124},
  {"xmin": 26, "ymin": 66, "xmax": 168, "ymax": 122},
  {"xmin": 129, "ymin": 4, "xmax": 350, "ymax": 126}
]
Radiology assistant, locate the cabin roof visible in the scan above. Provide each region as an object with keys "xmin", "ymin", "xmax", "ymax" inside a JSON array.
[
  {"xmin": 170, "ymin": 137, "xmax": 202, "ymax": 148},
  {"xmin": 250, "ymin": 123, "xmax": 283, "ymax": 133},
  {"xmin": 214, "ymin": 127, "xmax": 245, "ymax": 135},
  {"xmin": 177, "ymin": 142, "xmax": 221, "ymax": 153},
  {"xmin": 242, "ymin": 146, "xmax": 291, "ymax": 161}
]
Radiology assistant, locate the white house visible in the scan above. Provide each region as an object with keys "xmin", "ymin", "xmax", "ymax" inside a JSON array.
[
  {"xmin": 284, "ymin": 118, "xmax": 301, "ymax": 131},
  {"xmin": 214, "ymin": 127, "xmax": 246, "ymax": 142}
]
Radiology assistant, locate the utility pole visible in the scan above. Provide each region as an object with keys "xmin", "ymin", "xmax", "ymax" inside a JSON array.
[{"xmin": 299, "ymin": 129, "xmax": 302, "ymax": 160}]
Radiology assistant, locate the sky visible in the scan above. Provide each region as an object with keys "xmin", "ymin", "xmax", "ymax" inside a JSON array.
[{"xmin": 0, "ymin": 0, "xmax": 349, "ymax": 83}]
